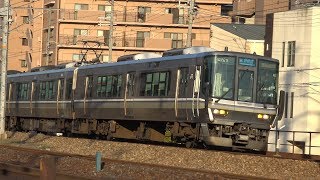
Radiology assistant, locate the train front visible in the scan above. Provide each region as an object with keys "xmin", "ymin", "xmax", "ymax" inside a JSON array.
[{"xmin": 202, "ymin": 52, "xmax": 279, "ymax": 151}]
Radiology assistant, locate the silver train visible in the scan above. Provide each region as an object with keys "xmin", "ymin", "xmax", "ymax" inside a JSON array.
[{"xmin": 5, "ymin": 47, "xmax": 284, "ymax": 151}]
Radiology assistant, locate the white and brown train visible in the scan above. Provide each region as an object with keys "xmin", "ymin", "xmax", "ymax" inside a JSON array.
[{"xmin": 5, "ymin": 47, "xmax": 284, "ymax": 151}]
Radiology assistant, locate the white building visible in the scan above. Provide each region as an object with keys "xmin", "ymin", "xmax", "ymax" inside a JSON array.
[{"xmin": 267, "ymin": 6, "xmax": 320, "ymax": 155}]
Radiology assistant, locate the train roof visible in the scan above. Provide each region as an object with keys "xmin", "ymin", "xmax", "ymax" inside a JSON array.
[{"xmin": 8, "ymin": 50, "xmax": 278, "ymax": 78}]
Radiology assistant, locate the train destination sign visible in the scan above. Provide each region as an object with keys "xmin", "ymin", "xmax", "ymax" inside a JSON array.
[{"xmin": 239, "ymin": 57, "xmax": 256, "ymax": 67}]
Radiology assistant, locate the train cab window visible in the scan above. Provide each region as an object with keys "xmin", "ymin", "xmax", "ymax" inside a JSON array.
[
  {"xmin": 39, "ymin": 81, "xmax": 57, "ymax": 100},
  {"xmin": 140, "ymin": 71, "xmax": 170, "ymax": 96},
  {"xmin": 257, "ymin": 60, "xmax": 278, "ymax": 105},
  {"xmin": 204, "ymin": 55, "xmax": 236, "ymax": 100},
  {"xmin": 17, "ymin": 82, "xmax": 30, "ymax": 100},
  {"xmin": 97, "ymin": 75, "xmax": 122, "ymax": 98},
  {"xmin": 237, "ymin": 70, "xmax": 254, "ymax": 102}
]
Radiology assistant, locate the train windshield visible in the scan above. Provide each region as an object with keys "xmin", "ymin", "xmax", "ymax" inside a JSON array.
[
  {"xmin": 257, "ymin": 60, "xmax": 278, "ymax": 105},
  {"xmin": 205, "ymin": 55, "xmax": 236, "ymax": 99}
]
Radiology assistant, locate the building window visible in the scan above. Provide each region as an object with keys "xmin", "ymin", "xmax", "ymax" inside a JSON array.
[
  {"xmin": 282, "ymin": 42, "xmax": 285, "ymax": 67},
  {"xmin": 98, "ymin": 5, "xmax": 112, "ymax": 19},
  {"xmin": 290, "ymin": 92, "xmax": 294, "ymax": 118},
  {"xmin": 165, "ymin": 8, "xmax": 184, "ymax": 24},
  {"xmin": 74, "ymin": 29, "xmax": 88, "ymax": 36},
  {"xmin": 136, "ymin": 31, "xmax": 150, "ymax": 47},
  {"xmin": 140, "ymin": 71, "xmax": 170, "ymax": 96},
  {"xmin": 284, "ymin": 92, "xmax": 288, "ymax": 118},
  {"xmin": 39, "ymin": 81, "xmax": 56, "ymax": 100},
  {"xmin": 22, "ymin": 38, "xmax": 28, "ymax": 46},
  {"xmin": 75, "ymin": 4, "xmax": 89, "ymax": 10},
  {"xmin": 96, "ymin": 75, "xmax": 122, "ymax": 98},
  {"xmin": 22, "ymin": 16, "xmax": 29, "ymax": 24},
  {"xmin": 221, "ymin": 4, "xmax": 233, "ymax": 16},
  {"xmin": 17, "ymin": 83, "xmax": 29, "ymax": 100},
  {"xmin": 138, "ymin": 6, "xmax": 151, "ymax": 22},
  {"xmin": 21, "ymin": 60, "xmax": 27, "ymax": 67},
  {"xmin": 99, "ymin": 55, "xmax": 109, "ymax": 63},
  {"xmin": 287, "ymin": 41, "xmax": 295, "ymax": 67},
  {"xmin": 97, "ymin": 30, "xmax": 110, "ymax": 45},
  {"xmin": 72, "ymin": 54, "xmax": 86, "ymax": 62},
  {"xmin": 164, "ymin": 32, "xmax": 183, "ymax": 48}
]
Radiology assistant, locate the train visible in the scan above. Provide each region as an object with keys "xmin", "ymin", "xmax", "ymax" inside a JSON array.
[{"xmin": 5, "ymin": 46, "xmax": 284, "ymax": 151}]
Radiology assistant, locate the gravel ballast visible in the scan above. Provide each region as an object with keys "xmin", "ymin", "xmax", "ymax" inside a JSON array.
[{"xmin": 0, "ymin": 131, "xmax": 319, "ymax": 179}]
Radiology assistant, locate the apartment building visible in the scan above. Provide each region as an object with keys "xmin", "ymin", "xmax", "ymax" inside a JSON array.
[
  {"xmin": 232, "ymin": 0, "xmax": 318, "ymax": 24},
  {"xmin": 6, "ymin": 0, "xmax": 233, "ymax": 71},
  {"xmin": 1, "ymin": 0, "xmax": 43, "ymax": 72},
  {"xmin": 266, "ymin": 6, "xmax": 320, "ymax": 155}
]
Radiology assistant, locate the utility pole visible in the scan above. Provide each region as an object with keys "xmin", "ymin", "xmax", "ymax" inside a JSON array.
[
  {"xmin": 186, "ymin": 0, "xmax": 195, "ymax": 47},
  {"xmin": 0, "ymin": 0, "xmax": 10, "ymax": 139},
  {"xmin": 46, "ymin": 7, "xmax": 52, "ymax": 65},
  {"xmin": 108, "ymin": 0, "xmax": 114, "ymax": 62}
]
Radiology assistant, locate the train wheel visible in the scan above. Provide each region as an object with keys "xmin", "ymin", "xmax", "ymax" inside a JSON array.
[{"xmin": 185, "ymin": 141, "xmax": 196, "ymax": 148}]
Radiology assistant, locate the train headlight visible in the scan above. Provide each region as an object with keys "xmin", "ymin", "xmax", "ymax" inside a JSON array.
[
  {"xmin": 213, "ymin": 109, "xmax": 219, "ymax": 114},
  {"xmin": 263, "ymin": 114, "xmax": 269, "ymax": 120},
  {"xmin": 257, "ymin": 114, "xmax": 270, "ymax": 120},
  {"xmin": 213, "ymin": 109, "xmax": 228, "ymax": 116}
]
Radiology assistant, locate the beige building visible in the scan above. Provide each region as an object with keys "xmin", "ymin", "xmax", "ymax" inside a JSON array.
[
  {"xmin": 210, "ymin": 23, "xmax": 265, "ymax": 55},
  {"xmin": 232, "ymin": 0, "xmax": 318, "ymax": 24},
  {"xmin": 267, "ymin": 6, "xmax": 320, "ymax": 155},
  {"xmin": 4, "ymin": 0, "xmax": 233, "ymax": 72}
]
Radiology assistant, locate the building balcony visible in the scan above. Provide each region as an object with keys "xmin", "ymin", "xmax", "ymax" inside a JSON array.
[
  {"xmin": 58, "ymin": 35, "xmax": 210, "ymax": 50},
  {"xmin": 58, "ymin": 9, "xmax": 228, "ymax": 27}
]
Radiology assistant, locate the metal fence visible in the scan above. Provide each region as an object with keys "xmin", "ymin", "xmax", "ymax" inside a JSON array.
[{"xmin": 268, "ymin": 130, "xmax": 320, "ymax": 155}]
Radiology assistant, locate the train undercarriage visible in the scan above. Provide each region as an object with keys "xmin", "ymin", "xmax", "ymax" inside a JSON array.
[{"xmin": 5, "ymin": 116, "xmax": 269, "ymax": 151}]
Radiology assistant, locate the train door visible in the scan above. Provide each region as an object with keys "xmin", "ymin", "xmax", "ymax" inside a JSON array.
[
  {"xmin": 7, "ymin": 83, "xmax": 13, "ymax": 114},
  {"xmin": 57, "ymin": 78, "xmax": 64, "ymax": 117},
  {"xmin": 175, "ymin": 67, "xmax": 189, "ymax": 120},
  {"xmin": 124, "ymin": 72, "xmax": 135, "ymax": 118},
  {"xmin": 192, "ymin": 66, "xmax": 202, "ymax": 119},
  {"xmin": 30, "ymin": 81, "xmax": 35, "ymax": 115},
  {"xmin": 83, "ymin": 76, "xmax": 93, "ymax": 116},
  {"xmin": 235, "ymin": 64, "xmax": 256, "ymax": 114},
  {"xmin": 71, "ymin": 68, "xmax": 78, "ymax": 119}
]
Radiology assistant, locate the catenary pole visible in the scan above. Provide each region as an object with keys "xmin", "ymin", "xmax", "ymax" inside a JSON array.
[{"xmin": 0, "ymin": 0, "xmax": 10, "ymax": 139}]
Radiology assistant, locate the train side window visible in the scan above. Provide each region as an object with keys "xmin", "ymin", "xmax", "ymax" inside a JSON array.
[
  {"xmin": 66, "ymin": 78, "xmax": 73, "ymax": 100},
  {"xmin": 17, "ymin": 82, "xmax": 30, "ymax": 100},
  {"xmin": 97, "ymin": 76, "xmax": 106, "ymax": 97},
  {"xmin": 39, "ymin": 81, "xmax": 57, "ymax": 100},
  {"xmin": 97, "ymin": 75, "xmax": 122, "ymax": 98},
  {"xmin": 179, "ymin": 68, "xmax": 189, "ymax": 97},
  {"xmin": 140, "ymin": 71, "xmax": 170, "ymax": 96}
]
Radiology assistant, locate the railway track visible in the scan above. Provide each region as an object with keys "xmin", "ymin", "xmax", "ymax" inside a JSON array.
[{"xmin": 0, "ymin": 144, "xmax": 269, "ymax": 180}]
